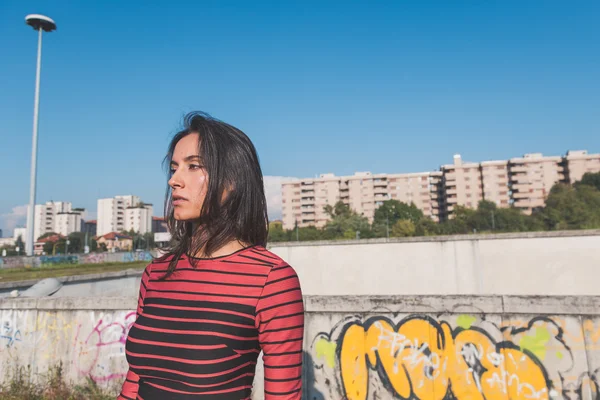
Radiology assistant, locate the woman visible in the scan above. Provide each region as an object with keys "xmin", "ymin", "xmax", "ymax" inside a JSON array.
[{"xmin": 119, "ymin": 112, "xmax": 304, "ymax": 400}]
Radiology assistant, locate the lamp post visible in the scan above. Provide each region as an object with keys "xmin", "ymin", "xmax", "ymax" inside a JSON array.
[{"xmin": 24, "ymin": 14, "xmax": 56, "ymax": 256}]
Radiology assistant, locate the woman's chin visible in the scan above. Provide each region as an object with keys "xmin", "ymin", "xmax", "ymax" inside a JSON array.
[{"xmin": 173, "ymin": 212, "xmax": 197, "ymax": 222}]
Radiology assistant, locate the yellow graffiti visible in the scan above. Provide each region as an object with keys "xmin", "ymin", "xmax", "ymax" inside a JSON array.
[
  {"xmin": 315, "ymin": 337, "xmax": 337, "ymax": 369},
  {"xmin": 339, "ymin": 317, "xmax": 549, "ymax": 400}
]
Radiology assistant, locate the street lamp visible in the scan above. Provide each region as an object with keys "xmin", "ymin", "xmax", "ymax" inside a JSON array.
[{"xmin": 24, "ymin": 14, "xmax": 56, "ymax": 256}]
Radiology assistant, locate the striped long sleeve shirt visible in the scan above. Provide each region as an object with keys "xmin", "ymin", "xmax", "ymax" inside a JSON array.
[{"xmin": 118, "ymin": 245, "xmax": 304, "ymax": 400}]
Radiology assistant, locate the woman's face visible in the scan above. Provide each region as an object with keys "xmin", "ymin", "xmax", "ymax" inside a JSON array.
[{"xmin": 168, "ymin": 133, "xmax": 208, "ymax": 221}]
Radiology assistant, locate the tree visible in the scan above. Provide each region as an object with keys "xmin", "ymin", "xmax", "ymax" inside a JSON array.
[
  {"xmin": 268, "ymin": 221, "xmax": 290, "ymax": 242},
  {"xmin": 438, "ymin": 206, "xmax": 473, "ymax": 235},
  {"xmin": 391, "ymin": 219, "xmax": 415, "ymax": 237},
  {"xmin": 43, "ymin": 237, "xmax": 61, "ymax": 255},
  {"xmin": 323, "ymin": 201, "xmax": 372, "ymax": 239},
  {"xmin": 64, "ymin": 232, "xmax": 85, "ymax": 254},
  {"xmin": 15, "ymin": 235, "xmax": 25, "ymax": 255},
  {"xmin": 493, "ymin": 207, "xmax": 530, "ymax": 232},
  {"xmin": 297, "ymin": 226, "xmax": 323, "ymax": 241},
  {"xmin": 576, "ymin": 172, "xmax": 600, "ymax": 191},
  {"xmin": 90, "ymin": 237, "xmax": 99, "ymax": 252},
  {"xmin": 414, "ymin": 218, "xmax": 439, "ymax": 236},
  {"xmin": 143, "ymin": 232, "xmax": 155, "ymax": 249},
  {"xmin": 373, "ymin": 200, "xmax": 424, "ymax": 237},
  {"xmin": 539, "ymin": 183, "xmax": 600, "ymax": 230}
]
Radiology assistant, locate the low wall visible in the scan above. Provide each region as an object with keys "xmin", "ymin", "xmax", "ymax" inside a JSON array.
[
  {"xmin": 270, "ymin": 230, "xmax": 600, "ymax": 296},
  {"xmin": 0, "ymin": 250, "xmax": 155, "ymax": 269},
  {"xmin": 1, "ymin": 295, "xmax": 600, "ymax": 400},
  {"xmin": 0, "ymin": 269, "xmax": 144, "ymax": 298}
]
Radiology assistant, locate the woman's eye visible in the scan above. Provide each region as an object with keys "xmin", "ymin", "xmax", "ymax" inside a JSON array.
[
  {"xmin": 190, "ymin": 164, "xmax": 202, "ymax": 170},
  {"xmin": 169, "ymin": 168, "xmax": 176, "ymax": 175}
]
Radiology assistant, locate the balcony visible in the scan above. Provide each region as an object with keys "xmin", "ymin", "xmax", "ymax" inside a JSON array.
[
  {"xmin": 446, "ymin": 188, "xmax": 458, "ymax": 195},
  {"xmin": 510, "ymin": 165, "xmax": 528, "ymax": 173},
  {"xmin": 510, "ymin": 173, "xmax": 527, "ymax": 182},
  {"xmin": 444, "ymin": 173, "xmax": 457, "ymax": 181},
  {"xmin": 510, "ymin": 183, "xmax": 529, "ymax": 191}
]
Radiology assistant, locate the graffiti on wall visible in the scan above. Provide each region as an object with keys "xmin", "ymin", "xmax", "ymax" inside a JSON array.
[
  {"xmin": 312, "ymin": 314, "xmax": 600, "ymax": 400},
  {"xmin": 73, "ymin": 311, "xmax": 136, "ymax": 382},
  {"xmin": 123, "ymin": 251, "xmax": 153, "ymax": 262},
  {"xmin": 0, "ymin": 250, "xmax": 155, "ymax": 269},
  {"xmin": 0, "ymin": 309, "xmax": 135, "ymax": 387},
  {"xmin": 79, "ymin": 253, "xmax": 107, "ymax": 264},
  {"xmin": 39, "ymin": 255, "xmax": 79, "ymax": 265}
]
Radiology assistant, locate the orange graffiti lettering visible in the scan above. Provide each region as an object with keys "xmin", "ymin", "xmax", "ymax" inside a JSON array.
[{"xmin": 339, "ymin": 317, "xmax": 549, "ymax": 400}]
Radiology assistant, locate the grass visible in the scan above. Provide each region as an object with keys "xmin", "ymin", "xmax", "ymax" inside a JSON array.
[
  {"xmin": 0, "ymin": 363, "xmax": 116, "ymax": 399},
  {"xmin": 0, "ymin": 261, "xmax": 147, "ymax": 283}
]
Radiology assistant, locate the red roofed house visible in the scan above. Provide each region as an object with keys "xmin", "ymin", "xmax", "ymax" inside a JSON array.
[
  {"xmin": 96, "ymin": 232, "xmax": 133, "ymax": 252},
  {"xmin": 34, "ymin": 234, "xmax": 65, "ymax": 256}
]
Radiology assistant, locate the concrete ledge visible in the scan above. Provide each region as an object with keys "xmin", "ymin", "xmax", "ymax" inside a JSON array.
[
  {"xmin": 0, "ymin": 296, "xmax": 138, "ymax": 310},
  {"xmin": 304, "ymin": 295, "xmax": 504, "ymax": 314},
  {"xmin": 0, "ymin": 268, "xmax": 144, "ymax": 290},
  {"xmin": 502, "ymin": 295, "xmax": 600, "ymax": 315},
  {"xmin": 268, "ymin": 229, "xmax": 600, "ymax": 248},
  {"xmin": 2, "ymin": 295, "xmax": 600, "ymax": 315}
]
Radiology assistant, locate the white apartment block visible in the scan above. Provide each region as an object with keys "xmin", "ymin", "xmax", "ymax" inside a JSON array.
[
  {"xmin": 33, "ymin": 201, "xmax": 82, "ymax": 240},
  {"xmin": 55, "ymin": 211, "xmax": 83, "ymax": 237},
  {"xmin": 97, "ymin": 195, "xmax": 141, "ymax": 236},
  {"xmin": 125, "ymin": 203, "xmax": 153, "ymax": 234}
]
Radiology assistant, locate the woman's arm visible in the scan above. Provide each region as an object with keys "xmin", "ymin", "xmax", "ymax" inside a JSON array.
[
  {"xmin": 118, "ymin": 264, "xmax": 151, "ymax": 399},
  {"xmin": 256, "ymin": 261, "xmax": 304, "ymax": 399}
]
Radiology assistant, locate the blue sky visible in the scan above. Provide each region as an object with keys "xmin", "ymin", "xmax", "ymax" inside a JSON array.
[{"xmin": 1, "ymin": 0, "xmax": 599, "ymax": 235}]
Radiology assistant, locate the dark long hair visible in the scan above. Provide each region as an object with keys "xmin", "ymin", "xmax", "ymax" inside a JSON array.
[{"xmin": 159, "ymin": 111, "xmax": 269, "ymax": 278}]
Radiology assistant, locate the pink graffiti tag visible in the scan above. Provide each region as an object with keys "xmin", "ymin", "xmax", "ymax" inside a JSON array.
[{"xmin": 73, "ymin": 312, "xmax": 136, "ymax": 382}]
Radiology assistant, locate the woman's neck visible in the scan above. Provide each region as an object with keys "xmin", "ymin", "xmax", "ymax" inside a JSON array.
[{"xmin": 192, "ymin": 240, "xmax": 247, "ymax": 259}]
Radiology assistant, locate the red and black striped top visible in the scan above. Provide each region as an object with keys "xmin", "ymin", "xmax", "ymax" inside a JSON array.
[{"xmin": 118, "ymin": 245, "xmax": 304, "ymax": 400}]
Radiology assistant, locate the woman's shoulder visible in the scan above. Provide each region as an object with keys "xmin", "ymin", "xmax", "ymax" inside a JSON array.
[{"xmin": 247, "ymin": 245, "xmax": 288, "ymax": 267}]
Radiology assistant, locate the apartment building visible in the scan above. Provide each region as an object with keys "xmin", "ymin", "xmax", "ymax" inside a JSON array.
[
  {"xmin": 282, "ymin": 173, "xmax": 340, "ymax": 229},
  {"xmin": 509, "ymin": 153, "xmax": 565, "ymax": 214},
  {"xmin": 282, "ymin": 149, "xmax": 600, "ymax": 228},
  {"xmin": 33, "ymin": 201, "xmax": 83, "ymax": 240},
  {"xmin": 480, "ymin": 160, "xmax": 510, "ymax": 207},
  {"xmin": 441, "ymin": 155, "xmax": 484, "ymax": 217},
  {"xmin": 386, "ymin": 171, "xmax": 442, "ymax": 221},
  {"xmin": 563, "ymin": 150, "xmax": 600, "ymax": 183},
  {"xmin": 282, "ymin": 171, "xmax": 442, "ymax": 230},
  {"xmin": 125, "ymin": 203, "xmax": 153, "ymax": 234},
  {"xmin": 97, "ymin": 195, "xmax": 140, "ymax": 236},
  {"xmin": 55, "ymin": 210, "xmax": 84, "ymax": 237}
]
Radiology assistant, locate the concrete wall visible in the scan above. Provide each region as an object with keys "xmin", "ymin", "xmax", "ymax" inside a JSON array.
[
  {"xmin": 0, "ymin": 250, "xmax": 155, "ymax": 269},
  {"xmin": 0, "ymin": 269, "xmax": 143, "ymax": 298},
  {"xmin": 3, "ymin": 231, "xmax": 600, "ymax": 298},
  {"xmin": 1, "ymin": 295, "xmax": 600, "ymax": 400},
  {"xmin": 270, "ymin": 230, "xmax": 600, "ymax": 295}
]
